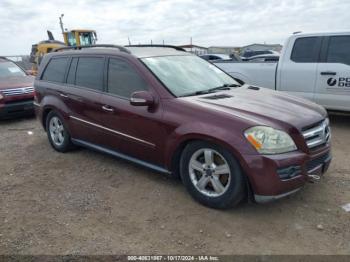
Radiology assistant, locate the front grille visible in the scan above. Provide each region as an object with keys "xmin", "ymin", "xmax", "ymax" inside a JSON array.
[
  {"xmin": 302, "ymin": 119, "xmax": 331, "ymax": 149},
  {"xmin": 2, "ymin": 87, "xmax": 34, "ymax": 96},
  {"xmin": 306, "ymin": 152, "xmax": 331, "ymax": 172}
]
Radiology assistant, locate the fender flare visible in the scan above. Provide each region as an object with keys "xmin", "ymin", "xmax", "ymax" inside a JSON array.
[{"xmin": 40, "ymin": 95, "xmax": 71, "ymax": 130}]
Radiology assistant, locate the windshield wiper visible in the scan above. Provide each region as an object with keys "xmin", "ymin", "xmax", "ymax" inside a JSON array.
[
  {"xmin": 208, "ymin": 83, "xmax": 240, "ymax": 92},
  {"xmin": 179, "ymin": 83, "xmax": 240, "ymax": 97}
]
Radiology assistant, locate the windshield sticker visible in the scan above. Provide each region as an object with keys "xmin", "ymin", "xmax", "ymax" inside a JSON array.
[{"xmin": 8, "ymin": 67, "xmax": 21, "ymax": 73}]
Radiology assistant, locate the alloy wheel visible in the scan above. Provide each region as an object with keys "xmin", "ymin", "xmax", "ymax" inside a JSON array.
[
  {"xmin": 49, "ymin": 116, "xmax": 65, "ymax": 147},
  {"xmin": 188, "ymin": 148, "xmax": 231, "ymax": 197}
]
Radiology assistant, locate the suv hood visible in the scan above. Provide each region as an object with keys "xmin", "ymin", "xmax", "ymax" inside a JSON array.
[
  {"xmin": 182, "ymin": 85, "xmax": 327, "ymax": 130},
  {"xmin": 0, "ymin": 76, "xmax": 34, "ymax": 90}
]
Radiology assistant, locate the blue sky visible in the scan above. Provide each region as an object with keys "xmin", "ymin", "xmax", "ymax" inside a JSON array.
[{"xmin": 0, "ymin": 0, "xmax": 349, "ymax": 55}]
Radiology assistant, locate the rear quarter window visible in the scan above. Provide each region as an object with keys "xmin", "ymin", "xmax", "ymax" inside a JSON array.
[{"xmin": 42, "ymin": 57, "xmax": 69, "ymax": 83}]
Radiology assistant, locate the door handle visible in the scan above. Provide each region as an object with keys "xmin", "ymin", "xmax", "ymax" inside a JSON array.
[
  {"xmin": 320, "ymin": 71, "xmax": 336, "ymax": 76},
  {"xmin": 102, "ymin": 105, "xmax": 114, "ymax": 112},
  {"xmin": 60, "ymin": 93, "xmax": 69, "ymax": 98}
]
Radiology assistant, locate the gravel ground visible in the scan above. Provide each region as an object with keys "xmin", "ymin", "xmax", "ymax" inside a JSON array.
[{"xmin": 0, "ymin": 114, "xmax": 349, "ymax": 255}]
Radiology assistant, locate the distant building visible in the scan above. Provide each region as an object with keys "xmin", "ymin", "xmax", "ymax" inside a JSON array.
[
  {"xmin": 178, "ymin": 44, "xmax": 208, "ymax": 55},
  {"xmin": 240, "ymin": 44, "xmax": 283, "ymax": 54},
  {"xmin": 207, "ymin": 46, "xmax": 240, "ymax": 55}
]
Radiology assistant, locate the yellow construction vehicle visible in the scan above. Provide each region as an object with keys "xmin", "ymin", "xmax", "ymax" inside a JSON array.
[
  {"xmin": 30, "ymin": 14, "xmax": 97, "ymax": 74},
  {"xmin": 59, "ymin": 14, "xmax": 97, "ymax": 46},
  {"xmin": 29, "ymin": 33, "xmax": 66, "ymax": 74}
]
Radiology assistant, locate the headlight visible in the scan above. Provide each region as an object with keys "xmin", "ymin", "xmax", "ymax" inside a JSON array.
[{"xmin": 244, "ymin": 126, "xmax": 297, "ymax": 154}]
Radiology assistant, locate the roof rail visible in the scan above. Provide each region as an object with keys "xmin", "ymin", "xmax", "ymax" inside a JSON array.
[
  {"xmin": 53, "ymin": 44, "xmax": 131, "ymax": 54},
  {"xmin": 125, "ymin": 44, "xmax": 186, "ymax": 52}
]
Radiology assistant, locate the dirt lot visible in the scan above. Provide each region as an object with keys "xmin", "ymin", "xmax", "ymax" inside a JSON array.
[{"xmin": 0, "ymin": 114, "xmax": 349, "ymax": 255}]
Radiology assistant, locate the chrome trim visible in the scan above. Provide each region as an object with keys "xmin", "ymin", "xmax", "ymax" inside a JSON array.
[
  {"xmin": 307, "ymin": 164, "xmax": 323, "ymax": 174},
  {"xmin": 71, "ymin": 138, "xmax": 169, "ymax": 174},
  {"xmin": 281, "ymin": 174, "xmax": 303, "ymax": 182},
  {"xmin": 130, "ymin": 97, "xmax": 146, "ymax": 103},
  {"xmin": 254, "ymin": 187, "xmax": 302, "ymax": 203},
  {"xmin": 2, "ymin": 86, "xmax": 34, "ymax": 96},
  {"xmin": 69, "ymin": 115, "xmax": 155, "ymax": 148},
  {"xmin": 102, "ymin": 105, "xmax": 114, "ymax": 112},
  {"xmin": 59, "ymin": 93, "xmax": 69, "ymax": 98},
  {"xmin": 302, "ymin": 119, "xmax": 331, "ymax": 149},
  {"xmin": 33, "ymin": 102, "xmax": 40, "ymax": 107}
]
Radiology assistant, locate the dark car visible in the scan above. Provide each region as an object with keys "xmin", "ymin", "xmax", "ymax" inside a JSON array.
[
  {"xmin": 0, "ymin": 57, "xmax": 35, "ymax": 119},
  {"xmin": 34, "ymin": 45, "xmax": 331, "ymax": 209}
]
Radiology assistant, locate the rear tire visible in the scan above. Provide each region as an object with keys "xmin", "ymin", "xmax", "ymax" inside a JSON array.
[
  {"xmin": 46, "ymin": 111, "xmax": 74, "ymax": 153},
  {"xmin": 180, "ymin": 141, "xmax": 245, "ymax": 209}
]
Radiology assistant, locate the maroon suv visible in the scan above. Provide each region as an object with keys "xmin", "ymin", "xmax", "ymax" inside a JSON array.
[
  {"xmin": 34, "ymin": 45, "xmax": 331, "ymax": 209},
  {"xmin": 0, "ymin": 57, "xmax": 34, "ymax": 118}
]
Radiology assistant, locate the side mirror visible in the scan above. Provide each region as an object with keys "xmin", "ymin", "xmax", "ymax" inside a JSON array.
[{"xmin": 130, "ymin": 91, "xmax": 155, "ymax": 106}]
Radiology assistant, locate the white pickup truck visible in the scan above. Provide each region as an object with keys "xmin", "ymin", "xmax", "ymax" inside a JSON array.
[{"xmin": 215, "ymin": 32, "xmax": 350, "ymax": 111}]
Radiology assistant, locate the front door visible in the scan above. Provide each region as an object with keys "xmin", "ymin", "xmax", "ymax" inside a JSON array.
[
  {"xmin": 98, "ymin": 57, "xmax": 166, "ymax": 166},
  {"xmin": 315, "ymin": 35, "xmax": 350, "ymax": 111}
]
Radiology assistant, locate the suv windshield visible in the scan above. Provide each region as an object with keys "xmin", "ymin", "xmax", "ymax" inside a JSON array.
[
  {"xmin": 142, "ymin": 55, "xmax": 238, "ymax": 97},
  {"xmin": 0, "ymin": 61, "xmax": 26, "ymax": 78}
]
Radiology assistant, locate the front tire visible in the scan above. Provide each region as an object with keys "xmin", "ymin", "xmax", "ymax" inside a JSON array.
[
  {"xmin": 46, "ymin": 111, "xmax": 74, "ymax": 152},
  {"xmin": 180, "ymin": 141, "xmax": 245, "ymax": 209}
]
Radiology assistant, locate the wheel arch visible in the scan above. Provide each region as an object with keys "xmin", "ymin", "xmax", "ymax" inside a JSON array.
[
  {"xmin": 167, "ymin": 132, "xmax": 246, "ymax": 174},
  {"xmin": 40, "ymin": 95, "xmax": 71, "ymax": 131},
  {"xmin": 169, "ymin": 135, "xmax": 254, "ymax": 202}
]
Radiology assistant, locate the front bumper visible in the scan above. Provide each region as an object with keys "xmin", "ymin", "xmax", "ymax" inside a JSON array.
[
  {"xmin": 0, "ymin": 99, "xmax": 34, "ymax": 119},
  {"xmin": 241, "ymin": 145, "xmax": 332, "ymax": 203}
]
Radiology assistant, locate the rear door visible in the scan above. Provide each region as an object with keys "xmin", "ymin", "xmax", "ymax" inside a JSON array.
[
  {"xmin": 315, "ymin": 35, "xmax": 350, "ymax": 111},
  {"xmin": 277, "ymin": 36, "xmax": 322, "ymax": 101},
  {"xmin": 39, "ymin": 56, "xmax": 70, "ymax": 110},
  {"xmin": 63, "ymin": 56, "xmax": 107, "ymax": 145}
]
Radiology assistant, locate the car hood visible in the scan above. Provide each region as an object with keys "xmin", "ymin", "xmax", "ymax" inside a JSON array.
[
  {"xmin": 0, "ymin": 76, "xmax": 34, "ymax": 90},
  {"xmin": 181, "ymin": 85, "xmax": 327, "ymax": 130}
]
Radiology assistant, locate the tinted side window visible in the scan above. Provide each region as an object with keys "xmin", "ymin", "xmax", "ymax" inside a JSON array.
[
  {"xmin": 107, "ymin": 58, "xmax": 148, "ymax": 98},
  {"xmin": 75, "ymin": 57, "xmax": 104, "ymax": 90},
  {"xmin": 327, "ymin": 36, "xmax": 350, "ymax": 65},
  {"xmin": 42, "ymin": 57, "xmax": 69, "ymax": 83},
  {"xmin": 67, "ymin": 58, "xmax": 78, "ymax": 85},
  {"xmin": 291, "ymin": 37, "xmax": 321, "ymax": 63}
]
